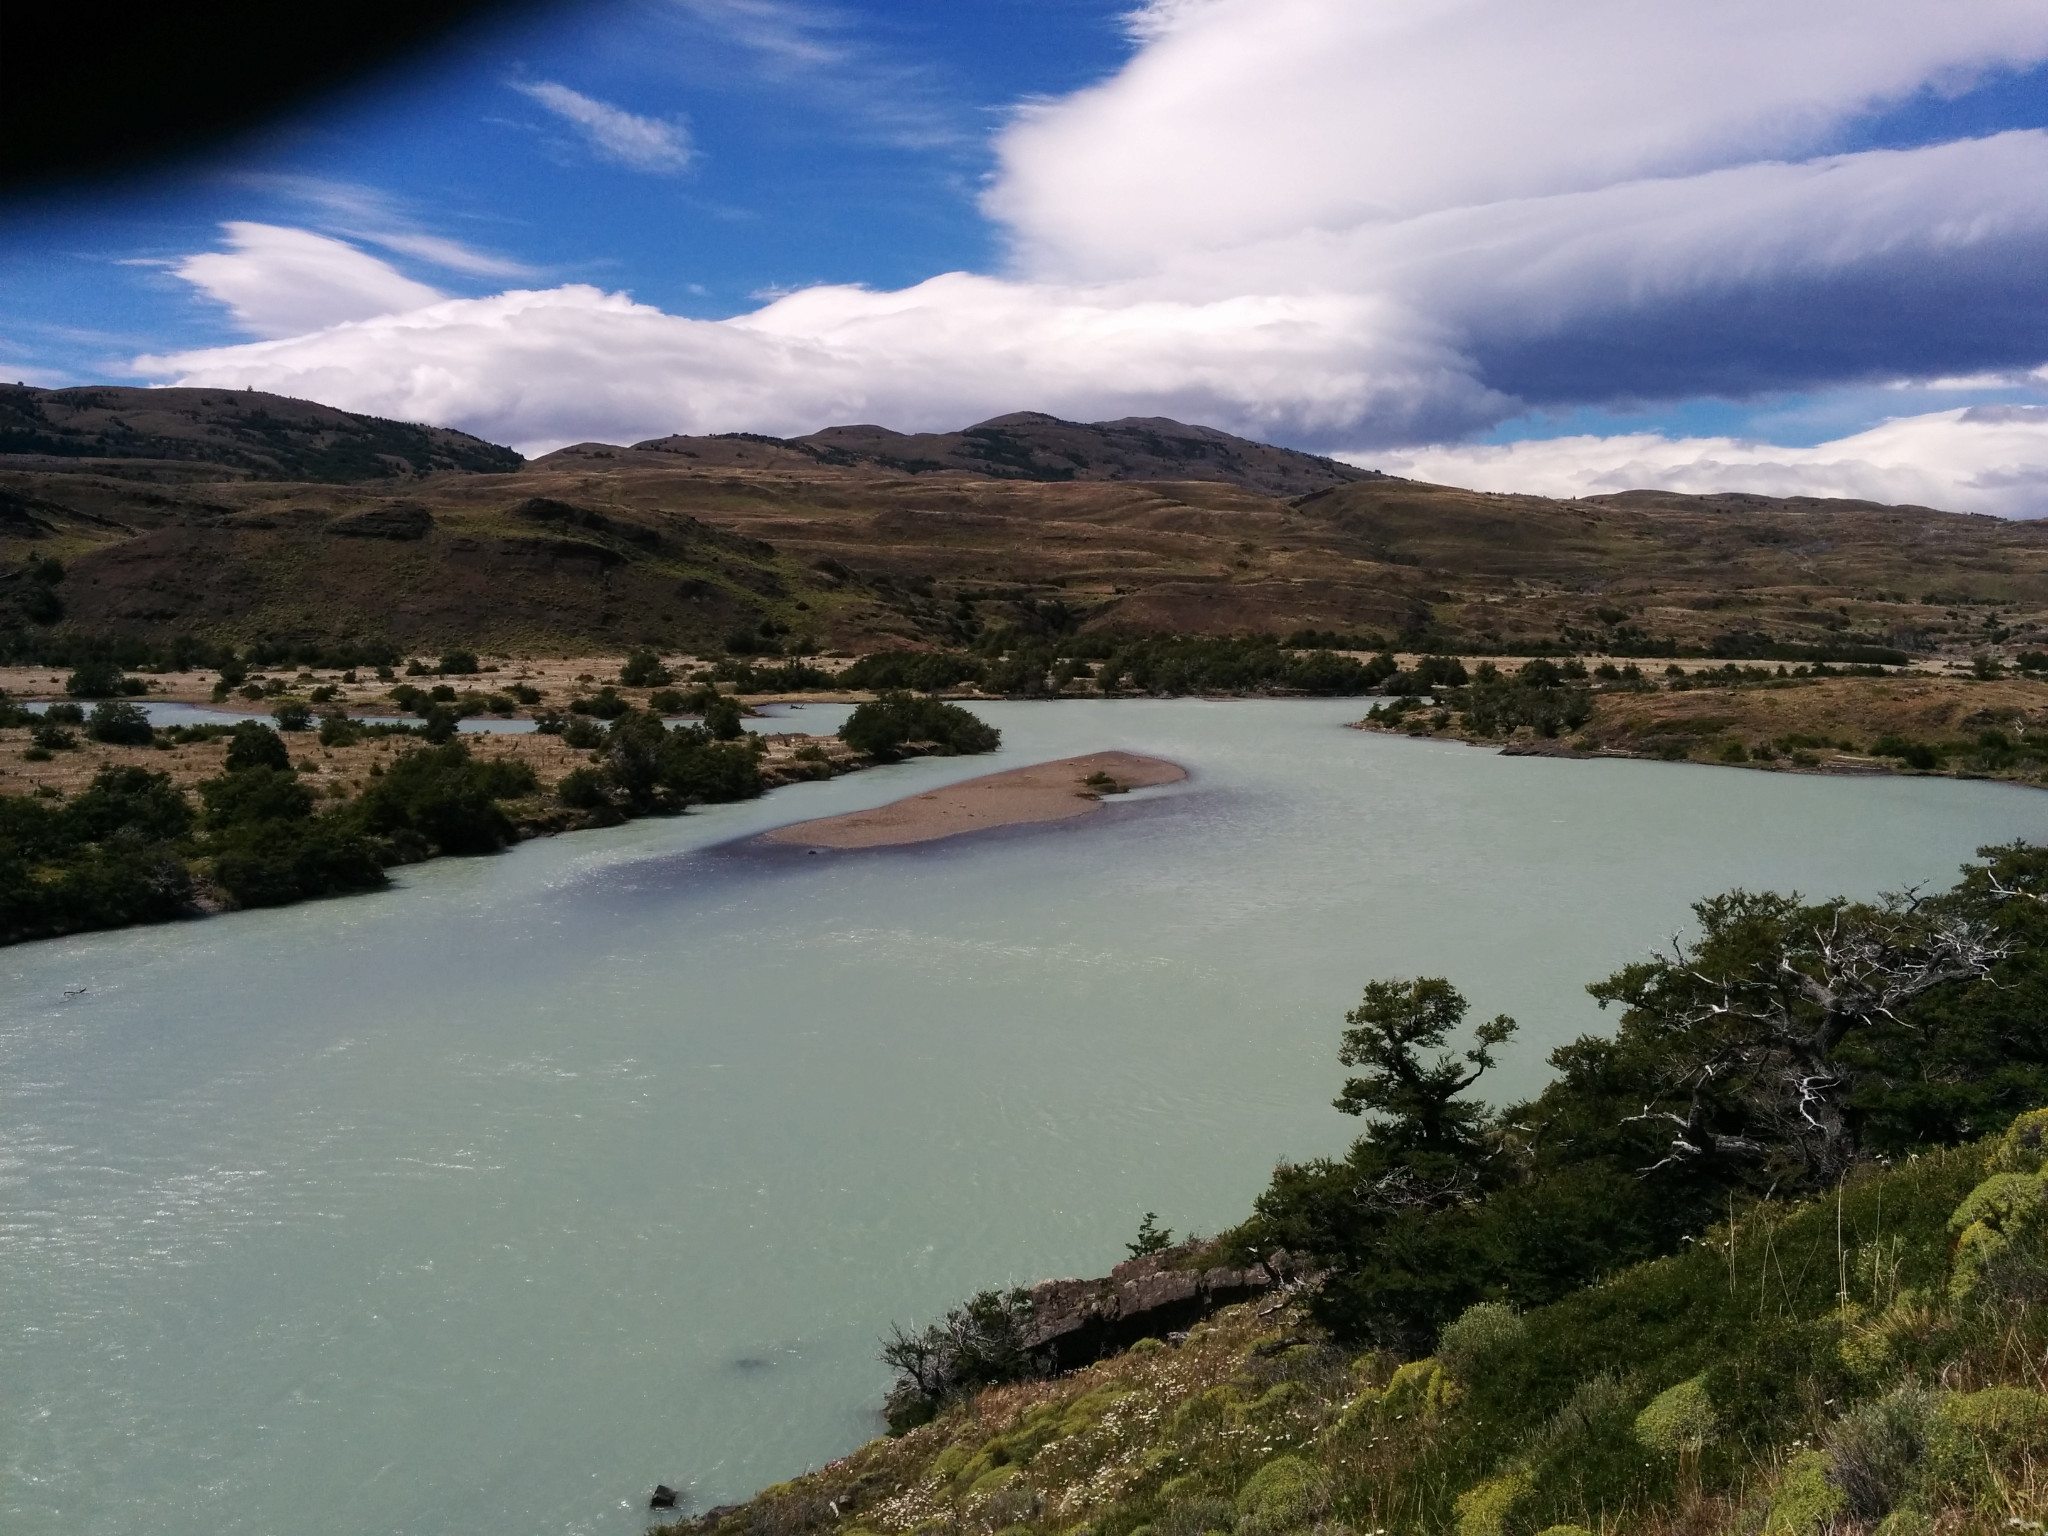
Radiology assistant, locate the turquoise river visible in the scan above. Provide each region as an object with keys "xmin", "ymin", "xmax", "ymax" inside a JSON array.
[{"xmin": 4, "ymin": 700, "xmax": 2042, "ymax": 1536}]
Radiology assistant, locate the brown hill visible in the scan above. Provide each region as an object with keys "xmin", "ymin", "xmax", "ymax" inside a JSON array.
[
  {"xmin": 4, "ymin": 388, "xmax": 2047, "ymax": 661},
  {"xmin": 0, "ymin": 385, "xmax": 524, "ymax": 482},
  {"xmin": 589, "ymin": 411, "xmax": 1383, "ymax": 497}
]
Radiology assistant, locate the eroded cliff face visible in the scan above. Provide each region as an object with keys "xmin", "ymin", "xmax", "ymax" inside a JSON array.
[{"xmin": 1021, "ymin": 1247, "xmax": 1303, "ymax": 1370}]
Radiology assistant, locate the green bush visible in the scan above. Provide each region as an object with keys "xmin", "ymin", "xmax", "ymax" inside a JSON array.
[
  {"xmin": 272, "ymin": 701, "xmax": 313, "ymax": 731},
  {"xmin": 346, "ymin": 741, "xmax": 531, "ymax": 857},
  {"xmin": 702, "ymin": 693, "xmax": 744, "ymax": 740},
  {"xmin": 85, "ymin": 700, "xmax": 155, "ymax": 746},
  {"xmin": 67, "ymin": 766, "xmax": 192, "ymax": 843},
  {"xmin": 841, "ymin": 692, "xmax": 999, "ymax": 760},
  {"xmin": 556, "ymin": 767, "xmax": 613, "ymax": 810},
  {"xmin": 1234, "ymin": 1455, "xmax": 1327, "ymax": 1533},
  {"xmin": 841, "ymin": 651, "xmax": 986, "ymax": 693},
  {"xmin": 224, "ymin": 721, "xmax": 291, "ymax": 772},
  {"xmin": 65, "ymin": 658, "xmax": 127, "ymax": 698},
  {"xmin": 1926, "ymin": 1386, "xmax": 2048, "ymax": 1507},
  {"xmin": 202, "ymin": 765, "xmax": 315, "ymax": 828},
  {"xmin": 1438, "ymin": 1302, "xmax": 1525, "ymax": 1383},
  {"xmin": 619, "ymin": 650, "xmax": 672, "ymax": 687},
  {"xmin": 0, "ymin": 766, "xmax": 197, "ymax": 942},
  {"xmin": 209, "ymin": 819, "xmax": 386, "ymax": 908},
  {"xmin": 1453, "ymin": 1469, "xmax": 1532, "ymax": 1536},
  {"xmin": 1634, "ymin": 1375, "xmax": 1717, "ymax": 1454},
  {"xmin": 1764, "ymin": 1451, "xmax": 1845, "ymax": 1534},
  {"xmin": 438, "ymin": 649, "xmax": 479, "ymax": 675}
]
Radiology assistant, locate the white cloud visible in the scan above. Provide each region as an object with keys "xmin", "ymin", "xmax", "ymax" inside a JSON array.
[
  {"xmin": 171, "ymin": 223, "xmax": 444, "ymax": 339},
  {"xmin": 135, "ymin": 275, "xmax": 1500, "ymax": 455},
  {"xmin": 991, "ymin": 0, "xmax": 2048, "ymax": 278},
  {"xmin": 512, "ymin": 81, "xmax": 693, "ymax": 173},
  {"xmin": 1368, "ymin": 406, "xmax": 2048, "ymax": 517},
  {"xmin": 242, "ymin": 176, "xmax": 540, "ymax": 278},
  {"xmin": 140, "ymin": 1, "xmax": 2048, "ymax": 511}
]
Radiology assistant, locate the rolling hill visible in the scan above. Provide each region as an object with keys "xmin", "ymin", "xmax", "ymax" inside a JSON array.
[{"xmin": 5, "ymin": 387, "xmax": 2048, "ymax": 660}]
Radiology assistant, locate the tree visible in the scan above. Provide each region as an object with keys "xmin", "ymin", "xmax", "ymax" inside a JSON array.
[
  {"xmin": 702, "ymin": 693, "xmax": 744, "ymax": 740},
  {"xmin": 1589, "ymin": 889, "xmax": 2008, "ymax": 1184},
  {"xmin": 1127, "ymin": 1212, "xmax": 1174, "ymax": 1257},
  {"xmin": 880, "ymin": 1288, "xmax": 1039, "ymax": 1432},
  {"xmin": 1335, "ymin": 977, "xmax": 1516, "ymax": 1163}
]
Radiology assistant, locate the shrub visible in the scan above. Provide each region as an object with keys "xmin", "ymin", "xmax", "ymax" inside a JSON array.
[
  {"xmin": 1763, "ymin": 1450, "xmax": 1846, "ymax": 1535},
  {"xmin": 556, "ymin": 767, "xmax": 613, "ymax": 810},
  {"xmin": 569, "ymin": 687, "xmax": 632, "ymax": 720},
  {"xmin": 1234, "ymin": 1455, "xmax": 1328, "ymax": 1534},
  {"xmin": 318, "ymin": 713, "xmax": 361, "ymax": 747},
  {"xmin": 65, "ymin": 658, "xmax": 126, "ymax": 698},
  {"xmin": 563, "ymin": 717, "xmax": 605, "ymax": 749},
  {"xmin": 1453, "ymin": 1469, "xmax": 1532, "ymax": 1536},
  {"xmin": 30, "ymin": 722, "xmax": 77, "ymax": 750},
  {"xmin": 43, "ymin": 702, "xmax": 84, "ymax": 724},
  {"xmin": 1438, "ymin": 1301, "xmax": 1524, "ymax": 1382},
  {"xmin": 1824, "ymin": 1386, "xmax": 1935, "ymax": 1520},
  {"xmin": 347, "ymin": 741, "xmax": 530, "ymax": 857},
  {"xmin": 1926, "ymin": 1387, "xmax": 2048, "ymax": 1509},
  {"xmin": 438, "ymin": 649, "xmax": 479, "ymax": 675},
  {"xmin": 64, "ymin": 765, "xmax": 192, "ymax": 843},
  {"xmin": 841, "ymin": 650, "xmax": 987, "ymax": 693},
  {"xmin": 703, "ymin": 694, "xmax": 744, "ymax": 740},
  {"xmin": 619, "ymin": 650, "xmax": 672, "ymax": 687},
  {"xmin": 224, "ymin": 721, "xmax": 291, "ymax": 772},
  {"xmin": 272, "ymin": 701, "xmax": 314, "ymax": 731},
  {"xmin": 880, "ymin": 1289, "xmax": 1039, "ymax": 1433},
  {"xmin": 210, "ymin": 820, "xmax": 386, "ymax": 908},
  {"xmin": 1945, "ymin": 1171, "xmax": 2048, "ymax": 1301},
  {"xmin": 202, "ymin": 766, "xmax": 315, "ymax": 828},
  {"xmin": 1634, "ymin": 1374, "xmax": 1718, "ymax": 1455},
  {"xmin": 841, "ymin": 692, "xmax": 1000, "ymax": 760},
  {"xmin": 85, "ymin": 700, "xmax": 155, "ymax": 746}
]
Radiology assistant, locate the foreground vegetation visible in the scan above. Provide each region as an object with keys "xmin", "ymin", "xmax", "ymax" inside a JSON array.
[{"xmin": 676, "ymin": 844, "xmax": 2048, "ymax": 1535}]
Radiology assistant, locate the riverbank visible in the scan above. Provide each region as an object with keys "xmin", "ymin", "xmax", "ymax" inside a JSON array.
[
  {"xmin": 760, "ymin": 751, "xmax": 1185, "ymax": 849},
  {"xmin": 1357, "ymin": 670, "xmax": 2048, "ymax": 788}
]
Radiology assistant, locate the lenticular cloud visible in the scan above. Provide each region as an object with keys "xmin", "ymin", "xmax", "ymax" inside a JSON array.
[{"xmin": 141, "ymin": 0, "xmax": 2048, "ymax": 512}]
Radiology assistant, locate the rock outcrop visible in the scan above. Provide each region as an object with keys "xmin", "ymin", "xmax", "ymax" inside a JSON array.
[{"xmin": 1020, "ymin": 1248, "xmax": 1299, "ymax": 1370}]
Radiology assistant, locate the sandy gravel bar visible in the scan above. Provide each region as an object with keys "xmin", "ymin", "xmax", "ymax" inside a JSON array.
[{"xmin": 762, "ymin": 751, "xmax": 1186, "ymax": 849}]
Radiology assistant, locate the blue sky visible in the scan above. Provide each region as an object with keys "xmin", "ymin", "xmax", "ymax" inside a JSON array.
[
  {"xmin": 5, "ymin": 0, "xmax": 2048, "ymax": 513},
  {"xmin": 1, "ymin": 0, "xmax": 1138, "ymax": 374}
]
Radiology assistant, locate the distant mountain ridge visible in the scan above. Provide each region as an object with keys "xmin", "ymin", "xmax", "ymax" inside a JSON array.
[
  {"xmin": 618, "ymin": 410, "xmax": 1385, "ymax": 496},
  {"xmin": 0, "ymin": 386, "xmax": 525, "ymax": 482}
]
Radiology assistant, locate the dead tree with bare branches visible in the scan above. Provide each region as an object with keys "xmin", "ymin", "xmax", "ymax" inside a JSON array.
[{"xmin": 1591, "ymin": 889, "xmax": 2009, "ymax": 1186}]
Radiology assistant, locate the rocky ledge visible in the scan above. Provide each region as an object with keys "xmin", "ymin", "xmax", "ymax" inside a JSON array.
[{"xmin": 1020, "ymin": 1247, "xmax": 1301, "ymax": 1370}]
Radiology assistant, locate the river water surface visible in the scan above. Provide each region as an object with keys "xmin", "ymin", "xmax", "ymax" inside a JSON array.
[{"xmin": 4, "ymin": 700, "xmax": 2042, "ymax": 1536}]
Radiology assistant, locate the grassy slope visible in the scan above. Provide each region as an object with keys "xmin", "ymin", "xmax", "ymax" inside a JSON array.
[
  {"xmin": 676, "ymin": 1132, "xmax": 2047, "ymax": 1536},
  {"xmin": 12, "ymin": 454, "xmax": 2048, "ymax": 658}
]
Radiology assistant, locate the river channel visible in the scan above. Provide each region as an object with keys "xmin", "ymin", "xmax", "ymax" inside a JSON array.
[{"xmin": 3, "ymin": 699, "xmax": 2041, "ymax": 1536}]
